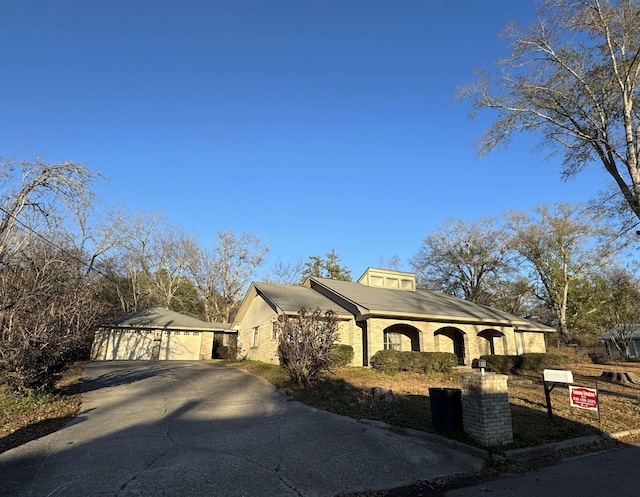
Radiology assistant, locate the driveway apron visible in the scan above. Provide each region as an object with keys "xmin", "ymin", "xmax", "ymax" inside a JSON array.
[{"xmin": 0, "ymin": 361, "xmax": 483, "ymax": 497}]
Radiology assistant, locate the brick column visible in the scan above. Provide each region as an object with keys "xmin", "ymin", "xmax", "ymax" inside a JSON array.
[{"xmin": 461, "ymin": 373, "xmax": 513, "ymax": 446}]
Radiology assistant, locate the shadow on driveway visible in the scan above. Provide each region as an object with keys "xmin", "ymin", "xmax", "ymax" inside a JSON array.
[{"xmin": 0, "ymin": 361, "xmax": 484, "ymax": 497}]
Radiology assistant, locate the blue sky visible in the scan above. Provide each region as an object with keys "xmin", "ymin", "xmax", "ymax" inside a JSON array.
[{"xmin": 0, "ymin": 1, "xmax": 607, "ymax": 279}]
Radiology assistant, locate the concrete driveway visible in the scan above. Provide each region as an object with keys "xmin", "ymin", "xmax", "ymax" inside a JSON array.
[{"xmin": 0, "ymin": 361, "xmax": 483, "ymax": 497}]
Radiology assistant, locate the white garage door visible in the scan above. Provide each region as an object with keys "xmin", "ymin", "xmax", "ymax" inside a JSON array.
[
  {"xmin": 160, "ymin": 331, "xmax": 202, "ymax": 360},
  {"xmin": 93, "ymin": 330, "xmax": 157, "ymax": 360}
]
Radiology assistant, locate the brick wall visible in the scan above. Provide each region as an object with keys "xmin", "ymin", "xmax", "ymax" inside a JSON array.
[{"xmin": 461, "ymin": 372, "xmax": 513, "ymax": 446}]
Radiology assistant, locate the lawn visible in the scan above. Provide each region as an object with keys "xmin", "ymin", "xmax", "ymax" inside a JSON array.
[
  {"xmin": 226, "ymin": 360, "xmax": 640, "ymax": 450},
  {"xmin": 0, "ymin": 364, "xmax": 84, "ymax": 454}
]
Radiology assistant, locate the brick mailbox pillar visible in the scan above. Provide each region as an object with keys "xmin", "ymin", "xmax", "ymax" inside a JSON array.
[{"xmin": 461, "ymin": 373, "xmax": 513, "ymax": 446}]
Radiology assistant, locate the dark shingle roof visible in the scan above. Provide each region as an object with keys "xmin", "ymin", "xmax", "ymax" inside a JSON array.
[{"xmin": 110, "ymin": 308, "xmax": 231, "ymax": 332}]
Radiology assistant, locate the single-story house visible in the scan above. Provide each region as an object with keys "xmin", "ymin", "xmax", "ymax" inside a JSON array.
[
  {"xmin": 233, "ymin": 268, "xmax": 555, "ymax": 367},
  {"xmin": 92, "ymin": 307, "xmax": 235, "ymax": 361},
  {"xmin": 601, "ymin": 324, "xmax": 640, "ymax": 359}
]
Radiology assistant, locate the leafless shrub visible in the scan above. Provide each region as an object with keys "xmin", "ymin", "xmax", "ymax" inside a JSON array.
[{"xmin": 276, "ymin": 308, "xmax": 339, "ymax": 386}]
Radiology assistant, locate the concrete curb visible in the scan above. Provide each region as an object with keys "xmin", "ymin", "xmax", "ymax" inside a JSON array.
[
  {"xmin": 358, "ymin": 419, "xmax": 640, "ymax": 463},
  {"xmin": 604, "ymin": 427, "xmax": 640, "ymax": 440},
  {"xmin": 504, "ymin": 428, "xmax": 640, "ymax": 460},
  {"xmin": 502, "ymin": 434, "xmax": 603, "ymax": 460}
]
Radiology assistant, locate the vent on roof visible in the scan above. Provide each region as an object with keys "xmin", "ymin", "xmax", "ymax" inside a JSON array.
[{"xmin": 357, "ymin": 268, "xmax": 416, "ymax": 291}]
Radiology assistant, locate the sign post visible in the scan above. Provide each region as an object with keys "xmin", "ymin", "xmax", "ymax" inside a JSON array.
[{"xmin": 542, "ymin": 369, "xmax": 574, "ymax": 421}]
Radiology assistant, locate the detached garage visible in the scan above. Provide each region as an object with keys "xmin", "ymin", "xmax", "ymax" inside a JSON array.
[{"xmin": 92, "ymin": 307, "xmax": 233, "ymax": 361}]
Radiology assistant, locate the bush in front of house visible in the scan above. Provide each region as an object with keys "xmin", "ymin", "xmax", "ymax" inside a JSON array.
[
  {"xmin": 480, "ymin": 353, "xmax": 573, "ymax": 374},
  {"xmin": 480, "ymin": 355, "xmax": 517, "ymax": 374},
  {"xmin": 276, "ymin": 308, "xmax": 339, "ymax": 386},
  {"xmin": 426, "ymin": 352, "xmax": 458, "ymax": 372},
  {"xmin": 329, "ymin": 344, "xmax": 354, "ymax": 367},
  {"xmin": 519, "ymin": 352, "xmax": 572, "ymax": 371},
  {"xmin": 370, "ymin": 350, "xmax": 402, "ymax": 373},
  {"xmin": 370, "ymin": 350, "xmax": 457, "ymax": 374}
]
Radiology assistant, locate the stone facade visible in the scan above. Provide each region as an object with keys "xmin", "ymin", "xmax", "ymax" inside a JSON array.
[{"xmin": 461, "ymin": 373, "xmax": 513, "ymax": 446}]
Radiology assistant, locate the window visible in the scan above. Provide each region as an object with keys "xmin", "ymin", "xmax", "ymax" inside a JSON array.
[
  {"xmin": 271, "ymin": 324, "xmax": 277, "ymax": 340},
  {"xmin": 370, "ymin": 275, "xmax": 384, "ymax": 287},
  {"xmin": 384, "ymin": 331, "xmax": 401, "ymax": 351},
  {"xmin": 401, "ymin": 279, "xmax": 414, "ymax": 290},
  {"xmin": 252, "ymin": 327, "xmax": 259, "ymax": 348},
  {"xmin": 386, "ymin": 278, "xmax": 399, "ymax": 288}
]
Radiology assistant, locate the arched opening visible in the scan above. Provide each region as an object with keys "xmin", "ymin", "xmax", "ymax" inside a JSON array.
[
  {"xmin": 477, "ymin": 329, "xmax": 505, "ymax": 355},
  {"xmin": 434, "ymin": 327, "xmax": 466, "ymax": 365},
  {"xmin": 383, "ymin": 324, "xmax": 420, "ymax": 352}
]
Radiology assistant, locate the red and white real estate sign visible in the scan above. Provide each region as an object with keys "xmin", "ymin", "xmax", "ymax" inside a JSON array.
[{"xmin": 569, "ymin": 385, "xmax": 599, "ymax": 411}]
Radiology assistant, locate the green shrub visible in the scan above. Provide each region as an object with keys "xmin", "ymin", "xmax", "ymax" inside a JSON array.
[
  {"xmin": 370, "ymin": 351, "xmax": 457, "ymax": 374},
  {"xmin": 425, "ymin": 352, "xmax": 457, "ymax": 372},
  {"xmin": 480, "ymin": 353, "xmax": 572, "ymax": 374},
  {"xmin": 401, "ymin": 351, "xmax": 427, "ymax": 373},
  {"xmin": 370, "ymin": 350, "xmax": 403, "ymax": 374},
  {"xmin": 480, "ymin": 355, "xmax": 516, "ymax": 374},
  {"xmin": 519, "ymin": 353, "xmax": 569, "ymax": 371},
  {"xmin": 330, "ymin": 344, "xmax": 354, "ymax": 367}
]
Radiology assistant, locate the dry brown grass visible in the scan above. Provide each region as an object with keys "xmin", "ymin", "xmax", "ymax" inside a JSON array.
[{"xmin": 228, "ymin": 360, "xmax": 640, "ymax": 449}]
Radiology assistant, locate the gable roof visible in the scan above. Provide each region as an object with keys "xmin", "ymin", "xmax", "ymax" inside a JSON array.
[
  {"xmin": 109, "ymin": 307, "xmax": 231, "ymax": 332},
  {"xmin": 254, "ymin": 282, "xmax": 351, "ymax": 316},
  {"xmin": 233, "ymin": 282, "xmax": 352, "ymax": 324},
  {"xmin": 306, "ymin": 277, "xmax": 554, "ymax": 332}
]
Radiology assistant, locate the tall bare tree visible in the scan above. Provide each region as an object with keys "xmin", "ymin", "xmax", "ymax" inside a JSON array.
[
  {"xmin": 0, "ymin": 158, "xmax": 97, "ymax": 262},
  {"xmin": 264, "ymin": 258, "xmax": 305, "ymax": 285},
  {"xmin": 460, "ymin": 0, "xmax": 640, "ymax": 221},
  {"xmin": 187, "ymin": 230, "xmax": 269, "ymax": 322},
  {"xmin": 410, "ymin": 218, "xmax": 513, "ymax": 305},
  {"xmin": 115, "ymin": 212, "xmax": 196, "ymax": 310},
  {"xmin": 0, "ymin": 159, "xmax": 113, "ymax": 394}
]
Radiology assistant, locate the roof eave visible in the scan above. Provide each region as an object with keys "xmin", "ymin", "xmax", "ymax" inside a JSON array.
[
  {"xmin": 103, "ymin": 324, "xmax": 231, "ymax": 332},
  {"xmin": 357, "ymin": 309, "xmax": 554, "ymax": 331}
]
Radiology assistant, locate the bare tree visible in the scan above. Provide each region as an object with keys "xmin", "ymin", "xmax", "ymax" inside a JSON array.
[
  {"xmin": 0, "ymin": 158, "xmax": 97, "ymax": 262},
  {"xmin": 115, "ymin": 212, "xmax": 196, "ymax": 310},
  {"xmin": 63, "ymin": 202, "xmax": 124, "ymax": 276},
  {"xmin": 459, "ymin": 0, "xmax": 640, "ymax": 221},
  {"xmin": 187, "ymin": 230, "xmax": 269, "ymax": 322},
  {"xmin": 378, "ymin": 255, "xmax": 403, "ymax": 271},
  {"xmin": 264, "ymin": 258, "xmax": 305, "ymax": 285},
  {"xmin": 0, "ymin": 159, "xmax": 113, "ymax": 394},
  {"xmin": 410, "ymin": 218, "xmax": 513, "ymax": 305}
]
